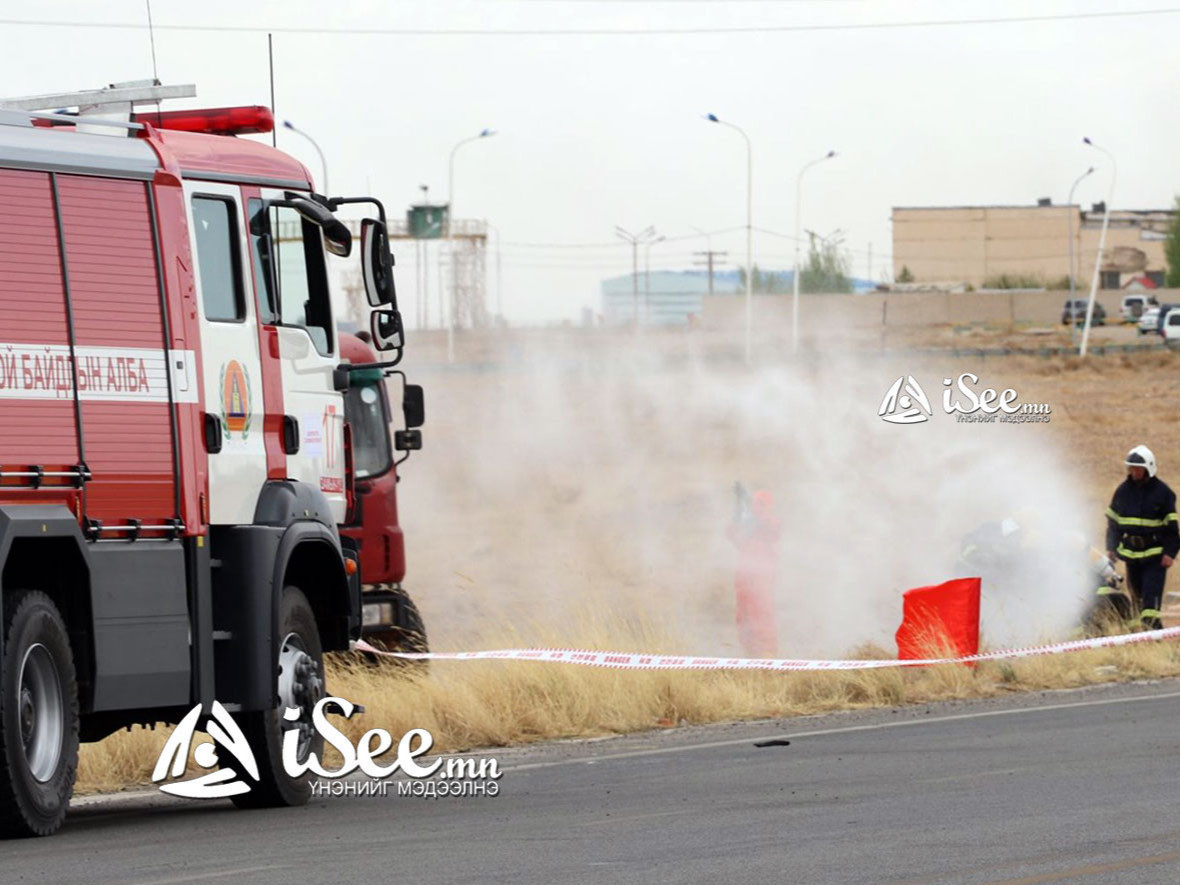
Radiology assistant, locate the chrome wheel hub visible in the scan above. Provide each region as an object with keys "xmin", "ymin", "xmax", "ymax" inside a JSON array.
[
  {"xmin": 19, "ymin": 644, "xmax": 63, "ymax": 783},
  {"xmin": 277, "ymin": 633, "xmax": 322, "ymax": 763}
]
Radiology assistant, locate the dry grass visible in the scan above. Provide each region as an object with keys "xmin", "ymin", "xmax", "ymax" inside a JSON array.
[{"xmin": 76, "ymin": 617, "xmax": 1179, "ymax": 794}]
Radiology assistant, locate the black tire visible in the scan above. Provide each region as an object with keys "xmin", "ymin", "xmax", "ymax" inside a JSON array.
[
  {"xmin": 229, "ymin": 586, "xmax": 324, "ymax": 809},
  {"xmin": 0, "ymin": 592, "xmax": 79, "ymax": 838},
  {"xmin": 368, "ymin": 587, "xmax": 429, "ymax": 655}
]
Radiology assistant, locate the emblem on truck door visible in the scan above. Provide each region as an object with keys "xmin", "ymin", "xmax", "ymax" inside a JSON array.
[{"xmin": 219, "ymin": 360, "xmax": 253, "ymax": 439}]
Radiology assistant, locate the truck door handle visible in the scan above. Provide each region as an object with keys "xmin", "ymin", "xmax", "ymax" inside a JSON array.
[
  {"xmin": 203, "ymin": 412, "xmax": 223, "ymax": 454},
  {"xmin": 282, "ymin": 415, "xmax": 300, "ymax": 455}
]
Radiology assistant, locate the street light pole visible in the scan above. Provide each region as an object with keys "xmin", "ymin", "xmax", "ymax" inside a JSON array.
[
  {"xmin": 1066, "ymin": 165, "xmax": 1094, "ymax": 343},
  {"xmin": 793, "ymin": 150, "xmax": 836, "ymax": 354},
  {"xmin": 447, "ymin": 128, "xmax": 496, "ymax": 363},
  {"xmin": 705, "ymin": 114, "xmax": 752, "ymax": 365},
  {"xmin": 1079, "ymin": 138, "xmax": 1116, "ymax": 358},
  {"xmin": 644, "ymin": 234, "xmax": 666, "ymax": 326},
  {"xmin": 282, "ymin": 120, "xmax": 328, "ymax": 195},
  {"xmin": 616, "ymin": 225, "xmax": 655, "ymax": 328}
]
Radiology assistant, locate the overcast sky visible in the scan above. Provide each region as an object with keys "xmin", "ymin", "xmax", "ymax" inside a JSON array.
[{"xmin": 2, "ymin": 1, "xmax": 1178, "ymax": 325}]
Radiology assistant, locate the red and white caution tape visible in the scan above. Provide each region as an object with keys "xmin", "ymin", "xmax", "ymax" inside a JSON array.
[{"xmin": 354, "ymin": 626, "xmax": 1180, "ymax": 672}]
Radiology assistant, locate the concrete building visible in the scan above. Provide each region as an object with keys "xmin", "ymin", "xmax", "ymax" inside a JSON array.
[
  {"xmin": 599, "ymin": 270, "xmax": 712, "ymax": 326},
  {"xmin": 599, "ymin": 269, "xmax": 879, "ymax": 326},
  {"xmin": 892, "ymin": 202, "xmax": 1172, "ymax": 289}
]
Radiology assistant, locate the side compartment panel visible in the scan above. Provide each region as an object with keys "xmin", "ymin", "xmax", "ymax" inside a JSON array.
[
  {"xmin": 56, "ymin": 175, "xmax": 176, "ymax": 528},
  {"xmin": 0, "ymin": 170, "xmax": 77, "ymax": 471},
  {"xmin": 88, "ymin": 543, "xmax": 191, "ymax": 711}
]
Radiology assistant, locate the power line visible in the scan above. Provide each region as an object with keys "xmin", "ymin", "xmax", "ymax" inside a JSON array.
[
  {"xmin": 0, "ymin": 8, "xmax": 1173, "ymax": 36},
  {"xmin": 501, "ymin": 227, "xmax": 745, "ymax": 249},
  {"xmin": 501, "ymin": 239, "xmax": 628, "ymax": 249},
  {"xmin": 500, "ymin": 226, "xmax": 742, "ymax": 249}
]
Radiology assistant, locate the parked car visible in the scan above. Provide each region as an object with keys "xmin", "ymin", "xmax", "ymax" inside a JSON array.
[
  {"xmin": 1062, "ymin": 299, "xmax": 1106, "ymax": 325},
  {"xmin": 1162, "ymin": 308, "xmax": 1180, "ymax": 343},
  {"xmin": 1138, "ymin": 306, "xmax": 1161, "ymax": 334},
  {"xmin": 1120, "ymin": 293, "xmax": 1157, "ymax": 322},
  {"xmin": 1154, "ymin": 303, "xmax": 1179, "ymax": 336}
]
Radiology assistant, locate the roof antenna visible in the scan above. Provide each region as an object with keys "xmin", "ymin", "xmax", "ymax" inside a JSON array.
[
  {"xmin": 145, "ymin": 0, "xmax": 162, "ymax": 125},
  {"xmin": 268, "ymin": 33, "xmax": 277, "ymax": 147}
]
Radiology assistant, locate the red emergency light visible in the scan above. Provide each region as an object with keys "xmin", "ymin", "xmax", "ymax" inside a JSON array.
[{"xmin": 131, "ymin": 105, "xmax": 275, "ymax": 135}]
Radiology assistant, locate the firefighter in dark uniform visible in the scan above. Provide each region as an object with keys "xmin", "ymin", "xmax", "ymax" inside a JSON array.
[{"xmin": 1105, "ymin": 445, "xmax": 1179, "ymax": 629}]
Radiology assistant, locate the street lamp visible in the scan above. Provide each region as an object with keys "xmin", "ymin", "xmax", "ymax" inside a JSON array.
[
  {"xmin": 1065, "ymin": 165, "xmax": 1095, "ymax": 342},
  {"xmin": 704, "ymin": 113, "xmax": 753, "ymax": 365},
  {"xmin": 793, "ymin": 150, "xmax": 837, "ymax": 354},
  {"xmin": 1079, "ymin": 138, "xmax": 1116, "ymax": 358},
  {"xmin": 616, "ymin": 225, "xmax": 655, "ymax": 328},
  {"xmin": 447, "ymin": 128, "xmax": 496, "ymax": 363},
  {"xmin": 644, "ymin": 234, "xmax": 666, "ymax": 325},
  {"xmin": 282, "ymin": 120, "xmax": 328, "ymax": 195}
]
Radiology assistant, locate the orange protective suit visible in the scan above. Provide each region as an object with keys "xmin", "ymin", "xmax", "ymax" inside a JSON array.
[{"xmin": 727, "ymin": 490, "xmax": 782, "ymax": 657}]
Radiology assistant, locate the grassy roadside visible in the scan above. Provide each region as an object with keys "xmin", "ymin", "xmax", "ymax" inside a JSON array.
[{"xmin": 75, "ymin": 626, "xmax": 1179, "ymax": 795}]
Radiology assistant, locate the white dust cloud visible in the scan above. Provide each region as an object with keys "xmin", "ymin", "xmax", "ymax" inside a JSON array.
[{"xmin": 398, "ymin": 339, "xmax": 1096, "ymax": 657}]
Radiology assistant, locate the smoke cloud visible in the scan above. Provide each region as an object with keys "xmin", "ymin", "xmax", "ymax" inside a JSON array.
[{"xmin": 398, "ymin": 335, "xmax": 1095, "ymax": 658}]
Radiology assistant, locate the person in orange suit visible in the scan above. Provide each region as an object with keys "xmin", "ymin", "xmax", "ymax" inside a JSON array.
[{"xmin": 727, "ymin": 483, "xmax": 782, "ymax": 657}]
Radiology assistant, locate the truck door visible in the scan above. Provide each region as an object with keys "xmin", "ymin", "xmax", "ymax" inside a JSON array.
[
  {"xmin": 247, "ymin": 194, "xmax": 345, "ymax": 523},
  {"xmin": 185, "ymin": 182, "xmax": 267, "ymax": 525}
]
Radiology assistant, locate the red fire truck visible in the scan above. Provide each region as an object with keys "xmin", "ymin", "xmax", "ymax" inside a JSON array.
[
  {"xmin": 337, "ymin": 333, "xmax": 427, "ymax": 654},
  {"xmin": 0, "ymin": 82, "xmax": 422, "ymax": 837}
]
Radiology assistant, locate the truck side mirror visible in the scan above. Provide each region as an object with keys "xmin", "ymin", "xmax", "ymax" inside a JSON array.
[
  {"xmin": 402, "ymin": 384, "xmax": 425, "ymax": 429},
  {"xmin": 370, "ymin": 309, "xmax": 404, "ymax": 352},
  {"xmin": 361, "ymin": 218, "xmax": 396, "ymax": 307}
]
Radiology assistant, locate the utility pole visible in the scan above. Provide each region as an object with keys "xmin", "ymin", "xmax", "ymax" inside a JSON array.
[{"xmin": 693, "ymin": 250, "xmax": 728, "ymax": 295}]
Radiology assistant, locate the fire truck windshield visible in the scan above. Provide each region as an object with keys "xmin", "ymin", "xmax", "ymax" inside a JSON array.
[{"xmin": 345, "ymin": 382, "xmax": 392, "ymax": 478}]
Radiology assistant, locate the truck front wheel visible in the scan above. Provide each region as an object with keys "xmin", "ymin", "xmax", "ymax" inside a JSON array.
[
  {"xmin": 230, "ymin": 585, "xmax": 324, "ymax": 809},
  {"xmin": 364, "ymin": 585, "xmax": 429, "ymax": 658},
  {"xmin": 0, "ymin": 591, "xmax": 79, "ymax": 838}
]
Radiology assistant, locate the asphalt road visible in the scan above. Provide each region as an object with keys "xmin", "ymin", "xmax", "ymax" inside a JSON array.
[{"xmin": 9, "ymin": 679, "xmax": 1179, "ymax": 885}]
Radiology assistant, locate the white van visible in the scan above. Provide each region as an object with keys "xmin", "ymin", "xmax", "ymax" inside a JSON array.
[{"xmin": 1121, "ymin": 293, "xmax": 1157, "ymax": 322}]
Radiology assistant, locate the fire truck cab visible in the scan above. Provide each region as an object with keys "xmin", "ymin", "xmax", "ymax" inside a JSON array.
[{"xmin": 0, "ymin": 82, "xmax": 415, "ymax": 836}]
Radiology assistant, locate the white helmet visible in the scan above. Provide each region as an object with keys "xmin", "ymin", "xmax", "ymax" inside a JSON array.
[{"xmin": 1124, "ymin": 445, "xmax": 1156, "ymax": 478}]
